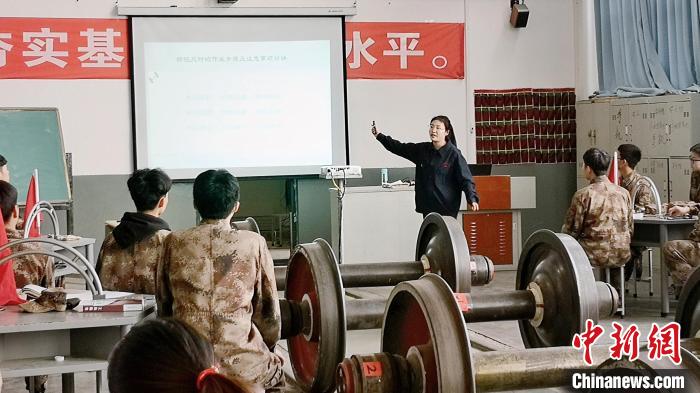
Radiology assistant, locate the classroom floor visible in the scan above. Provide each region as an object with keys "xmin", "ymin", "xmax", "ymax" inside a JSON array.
[{"xmin": 1, "ymin": 266, "xmax": 676, "ymax": 393}]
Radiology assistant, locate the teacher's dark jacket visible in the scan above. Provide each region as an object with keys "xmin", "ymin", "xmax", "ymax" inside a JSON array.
[{"xmin": 376, "ymin": 133, "xmax": 479, "ymax": 217}]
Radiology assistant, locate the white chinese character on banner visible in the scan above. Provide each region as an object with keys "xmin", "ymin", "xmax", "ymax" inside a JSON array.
[
  {"xmin": 78, "ymin": 28, "xmax": 124, "ymax": 68},
  {"xmin": 345, "ymin": 31, "xmax": 377, "ymax": 69},
  {"xmin": 0, "ymin": 33, "xmax": 12, "ymax": 67},
  {"xmin": 23, "ymin": 28, "xmax": 68, "ymax": 68},
  {"xmin": 383, "ymin": 32, "xmax": 424, "ymax": 69}
]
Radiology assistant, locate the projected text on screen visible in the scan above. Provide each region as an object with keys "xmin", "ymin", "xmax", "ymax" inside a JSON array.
[{"xmin": 145, "ymin": 40, "xmax": 332, "ymax": 169}]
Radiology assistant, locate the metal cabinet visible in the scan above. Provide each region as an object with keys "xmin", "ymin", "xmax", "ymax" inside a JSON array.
[
  {"xmin": 669, "ymin": 157, "xmax": 692, "ymax": 202},
  {"xmin": 637, "ymin": 158, "xmax": 669, "ymax": 204},
  {"xmin": 667, "ymin": 99, "xmax": 693, "ymax": 157},
  {"xmin": 577, "ymin": 94, "xmax": 700, "ymax": 204},
  {"xmin": 610, "ymin": 101, "xmax": 632, "ymax": 149},
  {"xmin": 576, "ymin": 101, "xmax": 611, "ymax": 188}
]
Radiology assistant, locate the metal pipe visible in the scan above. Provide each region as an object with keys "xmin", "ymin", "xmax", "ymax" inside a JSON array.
[
  {"xmin": 463, "ymin": 291, "xmax": 536, "ymax": 323},
  {"xmin": 339, "ymin": 262, "xmax": 425, "ymax": 287},
  {"xmin": 0, "ymin": 250, "xmax": 100, "ymax": 296},
  {"xmin": 631, "ymin": 176, "xmax": 663, "ymax": 218},
  {"xmin": 474, "ymin": 345, "xmax": 609, "ymax": 391},
  {"xmin": 23, "ymin": 201, "xmax": 61, "ymax": 238},
  {"xmin": 345, "ymin": 298, "xmax": 387, "ymax": 330},
  {"xmin": 275, "ymin": 262, "xmax": 425, "ymax": 291},
  {"xmin": 0, "ymin": 237, "xmax": 103, "ymax": 296}
]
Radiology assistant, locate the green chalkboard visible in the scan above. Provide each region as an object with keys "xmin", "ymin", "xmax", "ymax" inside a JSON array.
[{"xmin": 0, "ymin": 108, "xmax": 71, "ymax": 204}]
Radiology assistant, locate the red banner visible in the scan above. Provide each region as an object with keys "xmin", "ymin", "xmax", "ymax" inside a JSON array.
[
  {"xmin": 0, "ymin": 18, "xmax": 129, "ymax": 79},
  {"xmin": 345, "ymin": 22, "xmax": 464, "ymax": 80}
]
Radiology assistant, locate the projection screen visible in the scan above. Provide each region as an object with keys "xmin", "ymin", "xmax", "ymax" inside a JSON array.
[{"xmin": 131, "ymin": 17, "xmax": 347, "ymax": 178}]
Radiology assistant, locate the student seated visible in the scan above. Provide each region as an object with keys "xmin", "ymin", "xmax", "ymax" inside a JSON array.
[
  {"xmin": 0, "ymin": 181, "xmax": 53, "ymax": 288},
  {"xmin": 157, "ymin": 170, "xmax": 283, "ymax": 390},
  {"xmin": 109, "ymin": 318, "xmax": 256, "ymax": 393},
  {"xmin": 668, "ymin": 143, "xmax": 700, "ymax": 217},
  {"xmin": 562, "ymin": 148, "xmax": 633, "ymax": 275},
  {"xmin": 97, "ymin": 168, "xmax": 171, "ymax": 294},
  {"xmin": 662, "ymin": 144, "xmax": 700, "ymax": 297},
  {"xmin": 617, "ymin": 144, "xmax": 656, "ymax": 281}
]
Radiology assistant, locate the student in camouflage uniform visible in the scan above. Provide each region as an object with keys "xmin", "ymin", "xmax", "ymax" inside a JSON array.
[
  {"xmin": 157, "ymin": 169, "xmax": 283, "ymax": 390},
  {"xmin": 668, "ymin": 143, "xmax": 700, "ymax": 216},
  {"xmin": 97, "ymin": 169, "xmax": 171, "ymax": 294},
  {"xmin": 0, "ymin": 180, "xmax": 53, "ymax": 393},
  {"xmin": 0, "ymin": 181, "xmax": 53, "ymax": 288},
  {"xmin": 663, "ymin": 144, "xmax": 700, "ymax": 296},
  {"xmin": 562, "ymin": 148, "xmax": 633, "ymax": 273},
  {"xmin": 618, "ymin": 144, "xmax": 657, "ymax": 281}
]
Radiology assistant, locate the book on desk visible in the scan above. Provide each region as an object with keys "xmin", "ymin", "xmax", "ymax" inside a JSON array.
[{"xmin": 19, "ymin": 284, "xmax": 151, "ymax": 312}]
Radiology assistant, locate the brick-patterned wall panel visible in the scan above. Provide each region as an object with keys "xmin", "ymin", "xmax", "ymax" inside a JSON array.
[{"xmin": 475, "ymin": 88, "xmax": 576, "ymax": 164}]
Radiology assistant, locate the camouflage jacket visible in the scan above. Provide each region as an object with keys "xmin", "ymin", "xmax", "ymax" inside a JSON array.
[
  {"xmin": 668, "ymin": 172, "xmax": 700, "ymax": 215},
  {"xmin": 7, "ymin": 229, "xmax": 54, "ymax": 288},
  {"xmin": 688, "ymin": 172, "xmax": 700, "ymax": 215},
  {"xmin": 157, "ymin": 219, "xmax": 283, "ymax": 387},
  {"xmin": 97, "ymin": 229, "xmax": 170, "ymax": 294},
  {"xmin": 562, "ymin": 176, "xmax": 633, "ymax": 268},
  {"xmin": 620, "ymin": 170, "xmax": 657, "ymax": 214}
]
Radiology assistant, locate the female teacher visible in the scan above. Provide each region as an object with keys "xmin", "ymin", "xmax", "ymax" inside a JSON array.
[{"xmin": 372, "ymin": 115, "xmax": 479, "ymax": 218}]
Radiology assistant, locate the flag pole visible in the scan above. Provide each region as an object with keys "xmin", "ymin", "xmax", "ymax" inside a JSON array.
[{"xmin": 33, "ymin": 169, "xmax": 40, "ymax": 233}]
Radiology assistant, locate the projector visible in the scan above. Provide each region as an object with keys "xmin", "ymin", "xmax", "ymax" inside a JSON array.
[{"xmin": 320, "ymin": 166, "xmax": 363, "ymax": 180}]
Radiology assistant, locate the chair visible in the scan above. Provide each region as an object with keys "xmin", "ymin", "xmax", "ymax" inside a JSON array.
[{"xmin": 631, "ymin": 248, "xmax": 654, "ymax": 298}]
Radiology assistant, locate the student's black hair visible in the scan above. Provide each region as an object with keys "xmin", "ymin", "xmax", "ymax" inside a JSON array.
[
  {"xmin": 193, "ymin": 170, "xmax": 240, "ymax": 220},
  {"xmin": 431, "ymin": 115, "xmax": 457, "ymax": 148},
  {"xmin": 127, "ymin": 168, "xmax": 172, "ymax": 212},
  {"xmin": 617, "ymin": 144, "xmax": 642, "ymax": 169},
  {"xmin": 583, "ymin": 147, "xmax": 611, "ymax": 177},
  {"xmin": 0, "ymin": 181, "xmax": 17, "ymax": 222},
  {"xmin": 690, "ymin": 143, "xmax": 700, "ymax": 156},
  {"xmin": 108, "ymin": 318, "xmax": 254, "ymax": 393},
  {"xmin": 0, "ymin": 154, "xmax": 7, "ymax": 167}
]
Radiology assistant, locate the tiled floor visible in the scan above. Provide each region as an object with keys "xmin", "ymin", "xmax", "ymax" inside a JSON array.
[{"xmin": 1, "ymin": 266, "xmax": 676, "ymax": 392}]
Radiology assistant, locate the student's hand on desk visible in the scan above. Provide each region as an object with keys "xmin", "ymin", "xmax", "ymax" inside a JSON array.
[
  {"xmin": 668, "ymin": 205, "xmax": 691, "ymax": 217},
  {"xmin": 469, "ymin": 202, "xmax": 480, "ymax": 211}
]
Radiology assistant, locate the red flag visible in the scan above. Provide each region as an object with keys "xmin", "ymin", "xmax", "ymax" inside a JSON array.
[
  {"xmin": 0, "ymin": 212, "xmax": 24, "ymax": 305},
  {"xmin": 608, "ymin": 151, "xmax": 620, "ymax": 186},
  {"xmin": 23, "ymin": 173, "xmax": 40, "ymax": 238}
]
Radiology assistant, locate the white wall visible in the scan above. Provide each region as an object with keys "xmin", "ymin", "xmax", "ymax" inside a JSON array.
[
  {"xmin": 466, "ymin": 0, "xmax": 576, "ymax": 161},
  {"xmin": 0, "ymin": 1, "xmax": 131, "ymax": 176},
  {"xmin": 0, "ymin": 0, "xmax": 580, "ymax": 175},
  {"xmin": 347, "ymin": 0, "xmax": 468, "ymax": 168},
  {"xmin": 574, "ymin": 0, "xmax": 599, "ymax": 100}
]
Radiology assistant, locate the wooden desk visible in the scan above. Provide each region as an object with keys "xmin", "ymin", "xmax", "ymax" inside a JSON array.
[
  {"xmin": 632, "ymin": 216, "xmax": 696, "ymax": 317},
  {"xmin": 0, "ymin": 303, "xmax": 154, "ymax": 392}
]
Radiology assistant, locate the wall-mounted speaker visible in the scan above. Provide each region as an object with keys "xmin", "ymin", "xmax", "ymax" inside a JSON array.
[{"xmin": 510, "ymin": 1, "xmax": 529, "ymax": 28}]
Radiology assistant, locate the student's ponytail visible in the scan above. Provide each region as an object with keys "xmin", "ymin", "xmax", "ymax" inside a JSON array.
[{"xmin": 197, "ymin": 370, "xmax": 256, "ymax": 393}]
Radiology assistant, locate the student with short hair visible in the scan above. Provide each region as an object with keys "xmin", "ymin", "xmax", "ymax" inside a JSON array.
[
  {"xmin": 157, "ymin": 169, "xmax": 283, "ymax": 390},
  {"xmin": 562, "ymin": 148, "xmax": 633, "ymax": 271},
  {"xmin": 617, "ymin": 144, "xmax": 657, "ymax": 280},
  {"xmin": 109, "ymin": 318, "xmax": 257, "ymax": 393},
  {"xmin": 0, "ymin": 180, "xmax": 53, "ymax": 288},
  {"xmin": 97, "ymin": 168, "xmax": 171, "ymax": 294}
]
